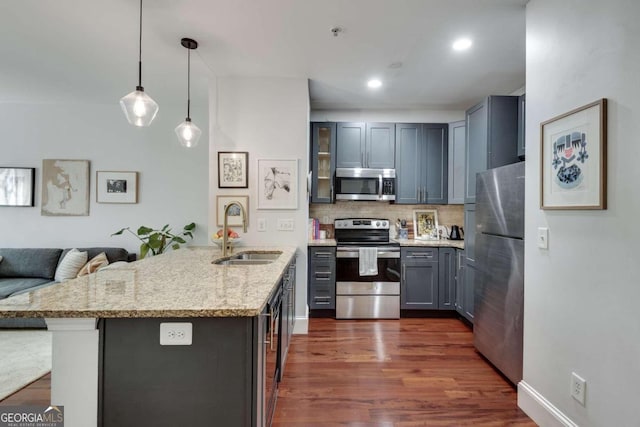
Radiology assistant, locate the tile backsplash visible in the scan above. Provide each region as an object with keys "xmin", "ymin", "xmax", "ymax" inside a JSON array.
[{"xmin": 310, "ymin": 202, "xmax": 464, "ymax": 233}]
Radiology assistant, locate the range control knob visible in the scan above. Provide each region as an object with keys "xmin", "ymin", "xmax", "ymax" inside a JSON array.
[
  {"xmin": 382, "ymin": 221, "xmax": 388, "ymax": 228},
  {"xmin": 376, "ymin": 221, "xmax": 381, "ymax": 227}
]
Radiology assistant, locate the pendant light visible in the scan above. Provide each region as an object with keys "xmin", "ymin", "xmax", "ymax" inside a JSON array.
[
  {"xmin": 175, "ymin": 38, "xmax": 201, "ymax": 148},
  {"xmin": 119, "ymin": 0, "xmax": 159, "ymax": 127}
]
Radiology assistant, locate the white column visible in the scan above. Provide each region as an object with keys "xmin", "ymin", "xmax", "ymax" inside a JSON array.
[{"xmin": 45, "ymin": 318, "xmax": 99, "ymax": 427}]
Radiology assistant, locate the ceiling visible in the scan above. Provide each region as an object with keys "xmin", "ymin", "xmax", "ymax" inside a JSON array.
[{"xmin": 0, "ymin": 0, "xmax": 526, "ymax": 111}]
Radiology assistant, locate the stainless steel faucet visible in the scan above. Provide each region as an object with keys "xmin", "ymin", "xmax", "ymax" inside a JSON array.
[{"xmin": 222, "ymin": 201, "xmax": 248, "ymax": 257}]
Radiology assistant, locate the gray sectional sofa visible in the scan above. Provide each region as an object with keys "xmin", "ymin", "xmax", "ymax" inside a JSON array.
[{"xmin": 0, "ymin": 247, "xmax": 136, "ymax": 328}]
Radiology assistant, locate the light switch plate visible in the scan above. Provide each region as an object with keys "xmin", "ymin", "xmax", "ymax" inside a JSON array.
[
  {"xmin": 537, "ymin": 227, "xmax": 549, "ymax": 249},
  {"xmin": 277, "ymin": 219, "xmax": 295, "ymax": 231},
  {"xmin": 257, "ymin": 218, "xmax": 267, "ymax": 232}
]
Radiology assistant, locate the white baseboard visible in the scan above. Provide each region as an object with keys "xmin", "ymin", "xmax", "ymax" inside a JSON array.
[
  {"xmin": 518, "ymin": 381, "xmax": 578, "ymax": 427},
  {"xmin": 293, "ymin": 316, "xmax": 308, "ymax": 334}
]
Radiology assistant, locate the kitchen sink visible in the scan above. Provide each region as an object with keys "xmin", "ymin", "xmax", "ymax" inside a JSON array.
[{"xmin": 213, "ymin": 251, "xmax": 282, "ymax": 266}]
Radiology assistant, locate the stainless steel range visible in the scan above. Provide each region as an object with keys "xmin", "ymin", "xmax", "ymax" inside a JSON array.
[{"xmin": 334, "ymin": 218, "xmax": 401, "ymax": 319}]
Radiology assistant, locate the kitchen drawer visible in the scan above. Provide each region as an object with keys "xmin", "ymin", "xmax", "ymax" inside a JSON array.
[
  {"xmin": 401, "ymin": 247, "xmax": 438, "ymax": 260},
  {"xmin": 309, "ymin": 284, "xmax": 335, "ymax": 309},
  {"xmin": 309, "ymin": 247, "xmax": 336, "ymax": 261}
]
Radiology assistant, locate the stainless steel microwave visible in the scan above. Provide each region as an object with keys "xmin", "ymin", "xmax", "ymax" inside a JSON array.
[{"xmin": 334, "ymin": 168, "xmax": 396, "ymax": 201}]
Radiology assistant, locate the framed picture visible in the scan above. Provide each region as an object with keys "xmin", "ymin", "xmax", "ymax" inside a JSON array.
[
  {"xmin": 257, "ymin": 159, "xmax": 298, "ymax": 210},
  {"xmin": 541, "ymin": 99, "xmax": 607, "ymax": 210},
  {"xmin": 413, "ymin": 209, "xmax": 439, "ymax": 240},
  {"xmin": 41, "ymin": 159, "xmax": 90, "ymax": 216},
  {"xmin": 96, "ymin": 171, "xmax": 138, "ymax": 204},
  {"xmin": 218, "ymin": 151, "xmax": 248, "ymax": 188},
  {"xmin": 0, "ymin": 167, "xmax": 35, "ymax": 207},
  {"xmin": 216, "ymin": 195, "xmax": 249, "ymax": 227}
]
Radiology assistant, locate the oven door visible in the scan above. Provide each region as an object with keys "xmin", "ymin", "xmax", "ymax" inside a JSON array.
[{"xmin": 335, "ymin": 247, "xmax": 401, "ymax": 283}]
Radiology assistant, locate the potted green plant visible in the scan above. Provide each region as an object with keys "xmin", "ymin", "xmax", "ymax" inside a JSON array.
[{"xmin": 112, "ymin": 223, "xmax": 196, "ymax": 258}]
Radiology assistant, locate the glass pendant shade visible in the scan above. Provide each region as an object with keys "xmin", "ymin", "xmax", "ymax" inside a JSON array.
[
  {"xmin": 120, "ymin": 88, "xmax": 159, "ymax": 127},
  {"xmin": 175, "ymin": 118, "xmax": 201, "ymax": 148}
]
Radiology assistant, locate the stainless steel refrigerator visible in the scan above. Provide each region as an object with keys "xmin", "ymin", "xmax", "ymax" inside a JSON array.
[{"xmin": 474, "ymin": 161, "xmax": 525, "ymax": 385}]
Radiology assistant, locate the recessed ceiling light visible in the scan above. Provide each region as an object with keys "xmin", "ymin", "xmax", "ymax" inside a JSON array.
[
  {"xmin": 452, "ymin": 38, "xmax": 473, "ymax": 51},
  {"xmin": 367, "ymin": 79, "xmax": 382, "ymax": 89}
]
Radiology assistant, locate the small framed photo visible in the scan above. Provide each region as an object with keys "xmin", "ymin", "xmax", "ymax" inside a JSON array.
[
  {"xmin": 413, "ymin": 209, "xmax": 439, "ymax": 240},
  {"xmin": 218, "ymin": 151, "xmax": 248, "ymax": 188},
  {"xmin": 216, "ymin": 195, "xmax": 249, "ymax": 227},
  {"xmin": 0, "ymin": 167, "xmax": 35, "ymax": 207},
  {"xmin": 257, "ymin": 158, "xmax": 298, "ymax": 210},
  {"xmin": 541, "ymin": 98, "xmax": 607, "ymax": 210},
  {"xmin": 96, "ymin": 171, "xmax": 138, "ymax": 204}
]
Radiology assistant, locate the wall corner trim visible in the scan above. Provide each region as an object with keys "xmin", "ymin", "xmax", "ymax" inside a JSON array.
[{"xmin": 518, "ymin": 381, "xmax": 578, "ymax": 427}]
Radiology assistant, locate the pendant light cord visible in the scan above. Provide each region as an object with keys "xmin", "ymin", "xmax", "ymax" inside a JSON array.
[
  {"xmin": 137, "ymin": 0, "xmax": 143, "ymax": 89},
  {"xmin": 187, "ymin": 47, "xmax": 191, "ymax": 119}
]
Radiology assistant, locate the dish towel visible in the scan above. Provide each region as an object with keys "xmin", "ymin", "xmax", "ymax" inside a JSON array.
[{"xmin": 359, "ymin": 247, "xmax": 378, "ymax": 276}]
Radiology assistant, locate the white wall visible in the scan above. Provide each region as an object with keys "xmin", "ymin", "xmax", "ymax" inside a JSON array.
[
  {"xmin": 208, "ymin": 77, "xmax": 310, "ymax": 332},
  {"xmin": 520, "ymin": 1, "xmax": 640, "ymax": 426},
  {"xmin": 0, "ymin": 102, "xmax": 209, "ymax": 254},
  {"xmin": 310, "ymin": 109, "xmax": 464, "ymax": 123}
]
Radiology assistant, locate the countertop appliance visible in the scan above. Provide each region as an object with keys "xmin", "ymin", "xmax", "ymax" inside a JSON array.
[
  {"xmin": 334, "ymin": 218, "xmax": 400, "ymax": 319},
  {"xmin": 334, "ymin": 168, "xmax": 396, "ymax": 201},
  {"xmin": 474, "ymin": 161, "xmax": 525, "ymax": 384}
]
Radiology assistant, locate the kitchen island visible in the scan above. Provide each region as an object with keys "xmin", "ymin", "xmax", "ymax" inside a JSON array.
[{"xmin": 0, "ymin": 246, "xmax": 297, "ymax": 427}]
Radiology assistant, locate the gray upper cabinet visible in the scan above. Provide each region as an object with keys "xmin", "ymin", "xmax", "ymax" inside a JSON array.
[
  {"xmin": 464, "ymin": 96, "xmax": 519, "ymax": 204},
  {"xmin": 366, "ymin": 123, "xmax": 395, "ymax": 169},
  {"xmin": 336, "ymin": 122, "xmax": 366, "ymax": 168},
  {"xmin": 311, "ymin": 122, "xmax": 336, "ymax": 203},
  {"xmin": 395, "ymin": 123, "xmax": 448, "ymax": 205},
  {"xmin": 517, "ymin": 94, "xmax": 526, "ymax": 159},
  {"xmin": 448, "ymin": 120, "xmax": 466, "ymax": 204},
  {"xmin": 336, "ymin": 122, "xmax": 395, "ymax": 169},
  {"xmin": 395, "ymin": 123, "xmax": 422, "ymax": 204}
]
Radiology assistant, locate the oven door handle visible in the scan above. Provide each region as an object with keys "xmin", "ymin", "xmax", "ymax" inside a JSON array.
[{"xmin": 336, "ymin": 249, "xmax": 400, "ymax": 259}]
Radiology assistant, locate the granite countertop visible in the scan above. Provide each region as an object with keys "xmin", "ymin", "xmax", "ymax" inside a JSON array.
[
  {"xmin": 308, "ymin": 238, "xmax": 337, "ymax": 246},
  {"xmin": 0, "ymin": 246, "xmax": 297, "ymax": 319}
]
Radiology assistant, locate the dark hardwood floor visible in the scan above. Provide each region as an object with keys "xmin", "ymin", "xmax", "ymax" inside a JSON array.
[
  {"xmin": 273, "ymin": 318, "xmax": 536, "ymax": 426},
  {"xmin": 1, "ymin": 318, "xmax": 536, "ymax": 426}
]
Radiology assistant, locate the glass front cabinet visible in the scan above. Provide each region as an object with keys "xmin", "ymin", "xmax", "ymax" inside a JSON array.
[{"xmin": 311, "ymin": 122, "xmax": 336, "ymax": 203}]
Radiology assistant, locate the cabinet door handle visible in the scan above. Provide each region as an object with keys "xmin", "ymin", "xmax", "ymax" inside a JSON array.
[
  {"xmin": 314, "ymin": 252, "xmax": 332, "ymax": 257},
  {"xmin": 368, "ymin": 151, "xmax": 371, "ymax": 168},
  {"xmin": 330, "ymin": 185, "xmax": 334, "ymax": 201},
  {"xmin": 402, "ymin": 264, "xmax": 406, "ymax": 282}
]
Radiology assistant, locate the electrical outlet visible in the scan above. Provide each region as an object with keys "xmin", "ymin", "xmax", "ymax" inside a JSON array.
[
  {"xmin": 257, "ymin": 218, "xmax": 267, "ymax": 232},
  {"xmin": 571, "ymin": 372, "xmax": 586, "ymax": 405},
  {"xmin": 537, "ymin": 227, "xmax": 549, "ymax": 249},
  {"xmin": 277, "ymin": 219, "xmax": 295, "ymax": 231},
  {"xmin": 160, "ymin": 322, "xmax": 192, "ymax": 346}
]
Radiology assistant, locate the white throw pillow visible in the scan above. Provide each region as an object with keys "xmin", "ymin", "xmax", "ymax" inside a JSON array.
[
  {"xmin": 97, "ymin": 261, "xmax": 129, "ymax": 271},
  {"xmin": 54, "ymin": 249, "xmax": 88, "ymax": 282}
]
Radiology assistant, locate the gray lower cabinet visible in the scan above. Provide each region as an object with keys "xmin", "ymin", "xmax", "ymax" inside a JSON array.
[
  {"xmin": 395, "ymin": 123, "xmax": 448, "ymax": 205},
  {"xmin": 448, "ymin": 120, "xmax": 466, "ymax": 204},
  {"xmin": 308, "ymin": 246, "xmax": 336, "ymax": 309},
  {"xmin": 465, "ymin": 96, "xmax": 520, "ymax": 204},
  {"xmin": 336, "ymin": 122, "xmax": 395, "ymax": 169},
  {"xmin": 401, "ymin": 247, "xmax": 438, "ymax": 309},
  {"xmin": 99, "ymin": 316, "xmax": 263, "ymax": 426},
  {"xmin": 438, "ymin": 248, "xmax": 456, "ymax": 309},
  {"xmin": 454, "ymin": 248, "xmax": 473, "ymax": 322}
]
